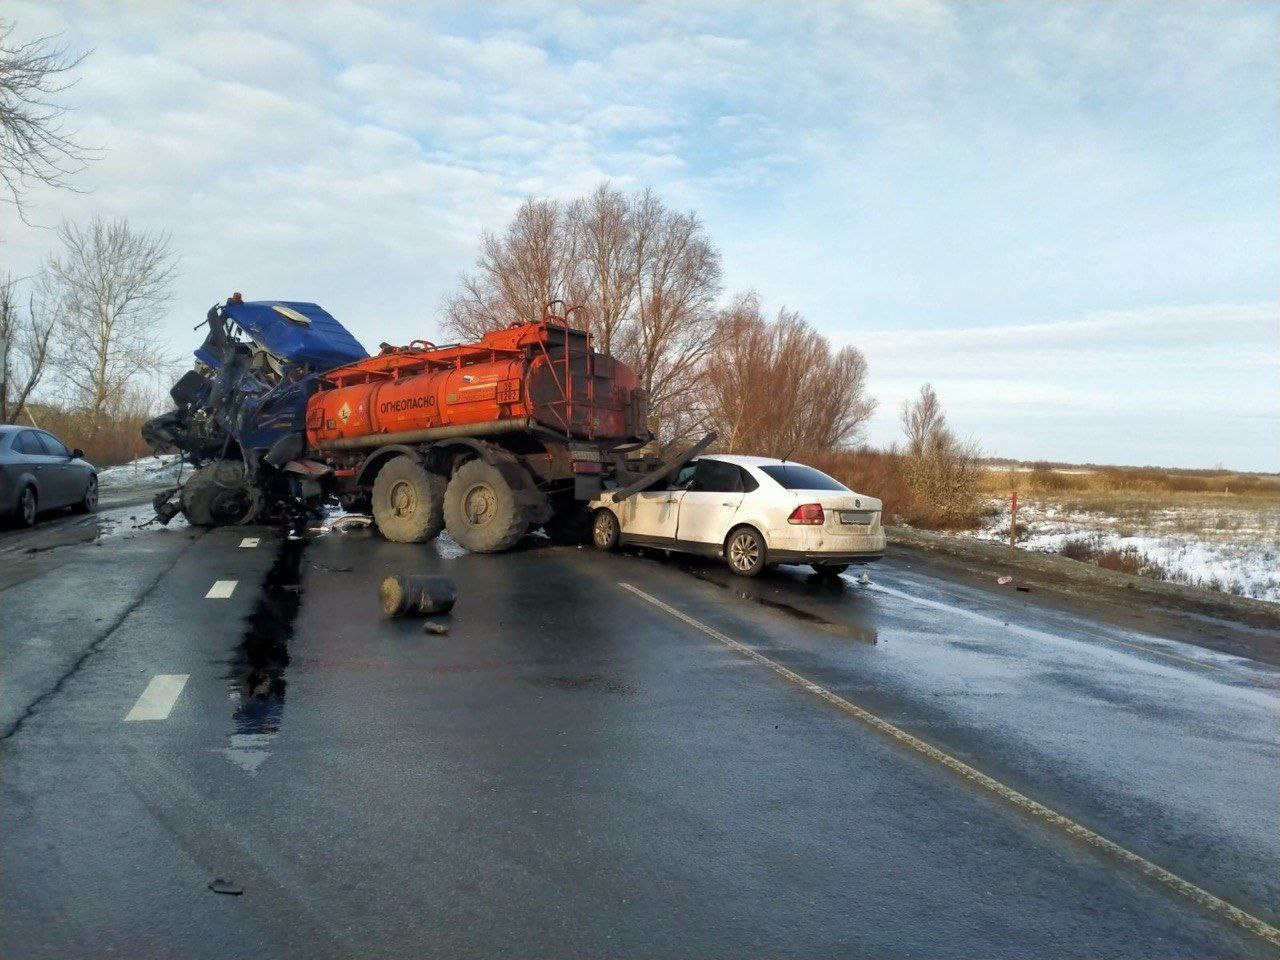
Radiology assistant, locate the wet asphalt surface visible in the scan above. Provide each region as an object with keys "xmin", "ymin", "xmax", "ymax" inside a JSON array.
[{"xmin": 2, "ymin": 501, "xmax": 1278, "ymax": 958}]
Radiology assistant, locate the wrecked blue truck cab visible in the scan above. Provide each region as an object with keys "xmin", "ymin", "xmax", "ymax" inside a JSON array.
[{"xmin": 143, "ymin": 295, "xmax": 368, "ymax": 526}]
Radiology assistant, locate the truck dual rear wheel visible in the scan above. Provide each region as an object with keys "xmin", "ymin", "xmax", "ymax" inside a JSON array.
[
  {"xmin": 372, "ymin": 455, "xmax": 445, "ymax": 543},
  {"xmin": 443, "ymin": 459, "xmax": 527, "ymax": 553}
]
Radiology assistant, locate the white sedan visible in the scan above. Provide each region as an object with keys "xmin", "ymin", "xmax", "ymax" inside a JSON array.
[{"xmin": 589, "ymin": 454, "xmax": 885, "ymax": 577}]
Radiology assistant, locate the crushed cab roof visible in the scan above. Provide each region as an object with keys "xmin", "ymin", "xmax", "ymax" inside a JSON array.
[{"xmin": 217, "ymin": 300, "xmax": 368, "ymax": 369}]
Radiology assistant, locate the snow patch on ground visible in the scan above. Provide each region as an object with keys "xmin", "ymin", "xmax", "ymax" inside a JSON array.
[
  {"xmin": 97, "ymin": 454, "xmax": 185, "ymax": 488},
  {"xmin": 962, "ymin": 498, "xmax": 1280, "ymax": 603}
]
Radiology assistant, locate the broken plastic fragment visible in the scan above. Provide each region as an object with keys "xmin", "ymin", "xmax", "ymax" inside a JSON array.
[
  {"xmin": 208, "ymin": 878, "xmax": 244, "ymax": 896},
  {"xmin": 997, "ymin": 575, "xmax": 1013, "ymax": 585}
]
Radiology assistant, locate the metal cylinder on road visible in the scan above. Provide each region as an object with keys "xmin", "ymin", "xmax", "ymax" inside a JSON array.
[{"xmin": 379, "ymin": 574, "xmax": 458, "ymax": 617}]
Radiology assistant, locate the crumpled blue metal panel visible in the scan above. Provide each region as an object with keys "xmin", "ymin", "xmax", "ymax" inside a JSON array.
[{"xmin": 221, "ymin": 300, "xmax": 368, "ymax": 369}]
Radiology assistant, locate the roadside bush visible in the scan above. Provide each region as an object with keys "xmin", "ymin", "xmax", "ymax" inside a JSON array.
[
  {"xmin": 1059, "ymin": 535, "xmax": 1168, "ymax": 580},
  {"xmin": 21, "ymin": 402, "xmax": 152, "ymax": 468},
  {"xmin": 898, "ymin": 385, "xmax": 983, "ymax": 529},
  {"xmin": 808, "ymin": 448, "xmax": 921, "ymax": 524}
]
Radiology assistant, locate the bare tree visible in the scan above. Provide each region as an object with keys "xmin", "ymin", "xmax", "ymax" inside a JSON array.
[
  {"xmin": 0, "ymin": 272, "xmax": 56, "ymax": 422},
  {"xmin": 443, "ymin": 183, "xmax": 722, "ymax": 437},
  {"xmin": 0, "ymin": 19, "xmax": 91, "ymax": 220},
  {"xmin": 701, "ymin": 293, "xmax": 876, "ymax": 458},
  {"xmin": 45, "ymin": 216, "xmax": 178, "ymax": 433},
  {"xmin": 443, "ymin": 197, "xmax": 580, "ymax": 341},
  {"xmin": 899, "ymin": 383, "xmax": 983, "ymax": 527}
]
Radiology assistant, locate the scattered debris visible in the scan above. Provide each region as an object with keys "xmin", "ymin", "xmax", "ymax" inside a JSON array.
[
  {"xmin": 857, "ymin": 571, "xmax": 870, "ymax": 585},
  {"xmin": 422, "ymin": 620, "xmax": 450, "ymax": 635},
  {"xmin": 311, "ymin": 562, "xmax": 353, "ymax": 573},
  {"xmin": 208, "ymin": 878, "xmax": 244, "ymax": 896},
  {"xmin": 380, "ymin": 574, "xmax": 457, "ymax": 617},
  {"xmin": 1016, "ymin": 585, "xmax": 1031, "ymax": 593},
  {"xmin": 997, "ymin": 575, "xmax": 1013, "ymax": 586},
  {"xmin": 317, "ymin": 514, "xmax": 374, "ymax": 534}
]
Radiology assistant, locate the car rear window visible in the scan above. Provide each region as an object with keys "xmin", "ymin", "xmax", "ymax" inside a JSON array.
[{"xmin": 758, "ymin": 464, "xmax": 850, "ymax": 491}]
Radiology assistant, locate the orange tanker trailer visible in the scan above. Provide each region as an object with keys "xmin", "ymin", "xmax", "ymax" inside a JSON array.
[{"xmin": 307, "ymin": 304, "xmax": 652, "ymax": 552}]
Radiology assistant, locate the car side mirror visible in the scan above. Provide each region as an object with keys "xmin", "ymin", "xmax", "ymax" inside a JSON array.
[{"xmin": 71, "ymin": 448, "xmax": 84, "ymax": 459}]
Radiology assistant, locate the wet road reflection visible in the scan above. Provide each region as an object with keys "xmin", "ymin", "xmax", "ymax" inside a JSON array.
[
  {"xmin": 667, "ymin": 554, "xmax": 879, "ymax": 644},
  {"xmin": 223, "ymin": 537, "xmax": 304, "ymax": 771}
]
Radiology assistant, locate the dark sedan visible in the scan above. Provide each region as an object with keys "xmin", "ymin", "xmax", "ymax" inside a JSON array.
[{"xmin": 0, "ymin": 425, "xmax": 98, "ymax": 527}]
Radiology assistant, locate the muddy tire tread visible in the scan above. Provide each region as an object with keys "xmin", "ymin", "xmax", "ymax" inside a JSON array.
[
  {"xmin": 371, "ymin": 456, "xmax": 446, "ymax": 543},
  {"xmin": 443, "ymin": 458, "xmax": 527, "ymax": 553}
]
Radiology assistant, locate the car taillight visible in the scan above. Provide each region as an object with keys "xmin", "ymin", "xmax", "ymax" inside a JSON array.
[{"xmin": 787, "ymin": 503, "xmax": 824, "ymax": 524}]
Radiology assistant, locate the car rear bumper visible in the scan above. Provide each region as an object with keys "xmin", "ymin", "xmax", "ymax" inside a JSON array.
[
  {"xmin": 769, "ymin": 548, "xmax": 884, "ymax": 566},
  {"xmin": 765, "ymin": 525, "xmax": 886, "ymax": 563}
]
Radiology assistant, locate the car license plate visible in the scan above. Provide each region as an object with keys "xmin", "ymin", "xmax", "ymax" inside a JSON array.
[{"xmin": 840, "ymin": 510, "xmax": 873, "ymax": 525}]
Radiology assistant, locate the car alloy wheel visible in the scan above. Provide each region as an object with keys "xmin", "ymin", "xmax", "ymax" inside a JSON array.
[
  {"xmin": 592, "ymin": 510, "xmax": 619, "ymax": 550},
  {"xmin": 83, "ymin": 477, "xmax": 98, "ymax": 511},
  {"xmin": 727, "ymin": 529, "xmax": 763, "ymax": 576},
  {"xmin": 19, "ymin": 487, "xmax": 36, "ymax": 526}
]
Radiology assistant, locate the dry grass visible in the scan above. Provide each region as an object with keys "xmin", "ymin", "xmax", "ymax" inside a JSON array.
[
  {"xmin": 982, "ymin": 461, "xmax": 1277, "ymax": 498},
  {"xmin": 808, "ymin": 447, "xmax": 984, "ymax": 530},
  {"xmin": 20, "ymin": 403, "xmax": 153, "ymax": 468},
  {"xmin": 1059, "ymin": 535, "xmax": 1170, "ymax": 579}
]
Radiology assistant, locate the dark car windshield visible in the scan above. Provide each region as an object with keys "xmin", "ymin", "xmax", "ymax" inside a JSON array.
[{"xmin": 758, "ymin": 464, "xmax": 849, "ymax": 492}]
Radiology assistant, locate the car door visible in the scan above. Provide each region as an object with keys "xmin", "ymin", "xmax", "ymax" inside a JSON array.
[
  {"xmin": 35, "ymin": 432, "xmax": 78, "ymax": 506},
  {"xmin": 13, "ymin": 430, "xmax": 57, "ymax": 506},
  {"xmin": 675, "ymin": 459, "xmax": 745, "ymax": 548},
  {"xmin": 616, "ymin": 462, "xmax": 692, "ymax": 542}
]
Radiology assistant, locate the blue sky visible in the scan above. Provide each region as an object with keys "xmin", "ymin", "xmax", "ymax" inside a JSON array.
[{"xmin": 5, "ymin": 1, "xmax": 1277, "ymax": 470}]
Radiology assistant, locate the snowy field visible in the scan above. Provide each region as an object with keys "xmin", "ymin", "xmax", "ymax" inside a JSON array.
[{"xmin": 963, "ymin": 494, "xmax": 1280, "ymax": 603}]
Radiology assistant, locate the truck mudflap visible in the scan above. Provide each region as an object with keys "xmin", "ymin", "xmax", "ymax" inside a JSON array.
[{"xmin": 608, "ymin": 432, "xmax": 717, "ymax": 504}]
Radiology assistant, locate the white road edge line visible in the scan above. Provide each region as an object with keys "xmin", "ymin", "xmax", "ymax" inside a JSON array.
[
  {"xmin": 239, "ymin": 538, "xmax": 260, "ymax": 548},
  {"xmin": 617, "ymin": 580, "xmax": 1280, "ymax": 947},
  {"xmin": 123, "ymin": 674, "xmax": 189, "ymax": 722},
  {"xmin": 206, "ymin": 580, "xmax": 237, "ymax": 599}
]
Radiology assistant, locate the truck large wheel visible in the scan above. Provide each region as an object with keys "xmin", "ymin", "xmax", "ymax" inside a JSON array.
[
  {"xmin": 443, "ymin": 459, "xmax": 527, "ymax": 553},
  {"xmin": 181, "ymin": 461, "xmax": 263, "ymax": 527},
  {"xmin": 372, "ymin": 455, "xmax": 446, "ymax": 543}
]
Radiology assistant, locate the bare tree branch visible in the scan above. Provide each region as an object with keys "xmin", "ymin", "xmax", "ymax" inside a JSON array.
[
  {"xmin": 700, "ymin": 296, "xmax": 876, "ymax": 459},
  {"xmin": 0, "ymin": 19, "xmax": 94, "ymax": 222},
  {"xmin": 442, "ymin": 183, "xmax": 723, "ymax": 438},
  {"xmin": 0, "ymin": 271, "xmax": 56, "ymax": 422}
]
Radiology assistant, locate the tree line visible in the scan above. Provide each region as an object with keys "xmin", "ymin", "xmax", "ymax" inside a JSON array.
[
  {"xmin": 444, "ymin": 183, "xmax": 880, "ymax": 456},
  {"xmin": 445, "ymin": 183, "xmax": 982, "ymax": 526},
  {"xmin": 1, "ymin": 217, "xmax": 177, "ymax": 463}
]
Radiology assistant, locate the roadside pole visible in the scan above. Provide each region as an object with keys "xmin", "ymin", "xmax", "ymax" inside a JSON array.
[{"xmin": 1010, "ymin": 490, "xmax": 1018, "ymax": 553}]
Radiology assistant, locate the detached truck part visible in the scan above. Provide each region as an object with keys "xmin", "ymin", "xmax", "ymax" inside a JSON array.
[{"xmin": 146, "ymin": 297, "xmax": 663, "ymax": 552}]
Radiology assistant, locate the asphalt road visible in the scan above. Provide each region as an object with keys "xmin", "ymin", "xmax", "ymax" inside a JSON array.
[{"xmin": 2, "ymin": 502, "xmax": 1277, "ymax": 958}]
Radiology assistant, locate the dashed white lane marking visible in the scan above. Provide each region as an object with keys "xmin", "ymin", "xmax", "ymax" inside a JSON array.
[
  {"xmin": 123, "ymin": 674, "xmax": 189, "ymax": 722},
  {"xmin": 206, "ymin": 580, "xmax": 237, "ymax": 599},
  {"xmin": 865, "ymin": 580, "xmax": 1219, "ymax": 671},
  {"xmin": 618, "ymin": 580, "xmax": 1280, "ymax": 947},
  {"xmin": 239, "ymin": 537, "xmax": 260, "ymax": 548}
]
